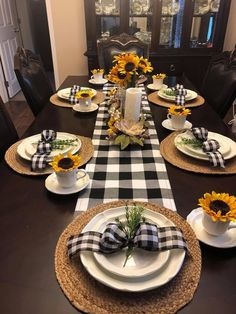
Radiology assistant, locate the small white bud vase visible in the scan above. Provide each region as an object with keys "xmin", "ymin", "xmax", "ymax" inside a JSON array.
[
  {"xmin": 56, "ymin": 168, "xmax": 78, "ymax": 188},
  {"xmin": 124, "ymin": 88, "xmax": 142, "ymax": 122}
]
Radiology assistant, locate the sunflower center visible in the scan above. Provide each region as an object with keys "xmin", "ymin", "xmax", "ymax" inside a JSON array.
[
  {"xmin": 81, "ymin": 93, "xmax": 89, "ymax": 98},
  {"xmin": 125, "ymin": 62, "xmax": 135, "ymax": 72},
  {"xmin": 118, "ymin": 71, "xmax": 126, "ymax": 79},
  {"xmin": 58, "ymin": 157, "xmax": 74, "ymax": 169},
  {"xmin": 174, "ymin": 108, "xmax": 184, "ymax": 113},
  {"xmin": 209, "ymin": 200, "xmax": 230, "ymax": 215}
]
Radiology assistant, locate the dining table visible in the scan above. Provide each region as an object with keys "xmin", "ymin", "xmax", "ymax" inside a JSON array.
[{"xmin": 1, "ymin": 75, "xmax": 236, "ymax": 314}]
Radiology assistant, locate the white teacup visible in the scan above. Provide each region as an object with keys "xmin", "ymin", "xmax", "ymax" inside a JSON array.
[
  {"xmin": 91, "ymin": 73, "xmax": 103, "ymax": 82},
  {"xmin": 202, "ymin": 211, "xmax": 236, "ymax": 236},
  {"xmin": 153, "ymin": 78, "xmax": 163, "ymax": 89},
  {"xmin": 79, "ymin": 97, "xmax": 92, "ymax": 111},
  {"xmin": 56, "ymin": 168, "xmax": 78, "ymax": 188},
  {"xmin": 167, "ymin": 113, "xmax": 186, "ymax": 129}
]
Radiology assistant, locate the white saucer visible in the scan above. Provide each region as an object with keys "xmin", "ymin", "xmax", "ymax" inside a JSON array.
[
  {"xmin": 162, "ymin": 119, "xmax": 192, "ymax": 131},
  {"xmin": 72, "ymin": 103, "xmax": 98, "ymax": 113},
  {"xmin": 89, "ymin": 78, "xmax": 108, "ymax": 85},
  {"xmin": 187, "ymin": 208, "xmax": 236, "ymax": 248},
  {"xmin": 45, "ymin": 170, "xmax": 89, "ymax": 194},
  {"xmin": 147, "ymin": 83, "xmax": 168, "ymax": 91}
]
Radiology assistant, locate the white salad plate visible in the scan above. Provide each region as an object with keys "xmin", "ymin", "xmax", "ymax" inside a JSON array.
[
  {"xmin": 162, "ymin": 119, "xmax": 192, "ymax": 131},
  {"xmin": 17, "ymin": 132, "xmax": 81, "ymax": 161},
  {"xmin": 80, "ymin": 206, "xmax": 186, "ymax": 292},
  {"xmin": 187, "ymin": 208, "xmax": 236, "ymax": 248},
  {"xmin": 89, "ymin": 78, "xmax": 108, "ymax": 85},
  {"xmin": 174, "ymin": 130, "xmax": 236, "ymax": 161},
  {"xmin": 158, "ymin": 88, "xmax": 198, "ymax": 102},
  {"xmin": 147, "ymin": 83, "xmax": 168, "ymax": 91},
  {"xmin": 73, "ymin": 103, "xmax": 98, "ymax": 113},
  {"xmin": 45, "ymin": 169, "xmax": 89, "ymax": 195},
  {"xmin": 57, "ymin": 87, "xmax": 97, "ymax": 100}
]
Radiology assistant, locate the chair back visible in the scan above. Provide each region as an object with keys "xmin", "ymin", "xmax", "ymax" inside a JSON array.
[
  {"xmin": 0, "ymin": 97, "xmax": 18, "ymax": 160},
  {"xmin": 201, "ymin": 48, "xmax": 236, "ymax": 118},
  {"xmin": 97, "ymin": 33, "xmax": 149, "ymax": 74},
  {"xmin": 14, "ymin": 47, "xmax": 53, "ymax": 116}
]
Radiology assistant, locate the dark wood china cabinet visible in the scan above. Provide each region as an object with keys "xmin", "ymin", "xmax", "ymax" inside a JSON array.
[{"xmin": 84, "ymin": 0, "xmax": 231, "ymax": 88}]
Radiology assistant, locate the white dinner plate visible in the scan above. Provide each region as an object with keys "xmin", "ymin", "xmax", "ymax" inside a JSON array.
[
  {"xmin": 187, "ymin": 208, "xmax": 236, "ymax": 248},
  {"xmin": 89, "ymin": 78, "xmax": 108, "ymax": 85},
  {"xmin": 45, "ymin": 169, "xmax": 89, "ymax": 195},
  {"xmin": 57, "ymin": 87, "xmax": 97, "ymax": 100},
  {"xmin": 162, "ymin": 119, "xmax": 192, "ymax": 131},
  {"xmin": 158, "ymin": 88, "xmax": 198, "ymax": 102},
  {"xmin": 147, "ymin": 83, "xmax": 168, "ymax": 91},
  {"xmin": 17, "ymin": 132, "xmax": 81, "ymax": 161},
  {"xmin": 73, "ymin": 103, "xmax": 98, "ymax": 113},
  {"xmin": 80, "ymin": 206, "xmax": 186, "ymax": 292},
  {"xmin": 174, "ymin": 131, "xmax": 236, "ymax": 161}
]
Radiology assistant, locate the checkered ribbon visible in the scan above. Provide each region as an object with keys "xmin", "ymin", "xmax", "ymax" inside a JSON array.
[
  {"xmin": 68, "ymin": 85, "xmax": 80, "ymax": 104},
  {"xmin": 192, "ymin": 127, "xmax": 225, "ymax": 168},
  {"xmin": 67, "ymin": 222, "xmax": 187, "ymax": 258},
  {"xmin": 75, "ymin": 84, "xmax": 176, "ymax": 212},
  {"xmin": 172, "ymin": 84, "xmax": 187, "ymax": 106},
  {"xmin": 31, "ymin": 129, "xmax": 57, "ymax": 170}
]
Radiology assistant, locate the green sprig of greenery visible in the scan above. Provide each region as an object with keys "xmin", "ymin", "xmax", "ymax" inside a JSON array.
[
  {"xmin": 163, "ymin": 89, "xmax": 176, "ymax": 96},
  {"xmin": 50, "ymin": 139, "xmax": 78, "ymax": 150},
  {"xmin": 179, "ymin": 137, "xmax": 203, "ymax": 148},
  {"xmin": 115, "ymin": 204, "xmax": 146, "ymax": 267}
]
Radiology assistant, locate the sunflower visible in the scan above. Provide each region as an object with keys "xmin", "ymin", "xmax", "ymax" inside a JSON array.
[
  {"xmin": 91, "ymin": 69, "xmax": 104, "ymax": 74},
  {"xmin": 152, "ymin": 73, "xmax": 166, "ymax": 79},
  {"xmin": 75, "ymin": 89, "xmax": 94, "ymax": 99},
  {"xmin": 107, "ymin": 64, "xmax": 131, "ymax": 86},
  {"xmin": 49, "ymin": 152, "xmax": 81, "ymax": 172},
  {"xmin": 168, "ymin": 105, "xmax": 191, "ymax": 116},
  {"xmin": 116, "ymin": 53, "xmax": 140, "ymax": 75},
  {"xmin": 198, "ymin": 191, "xmax": 236, "ymax": 222},
  {"xmin": 138, "ymin": 57, "xmax": 153, "ymax": 73}
]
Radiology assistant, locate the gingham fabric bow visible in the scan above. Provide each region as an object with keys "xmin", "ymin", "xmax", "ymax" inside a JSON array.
[
  {"xmin": 172, "ymin": 84, "xmax": 187, "ymax": 106},
  {"xmin": 69, "ymin": 85, "xmax": 80, "ymax": 104},
  {"xmin": 192, "ymin": 127, "xmax": 225, "ymax": 168},
  {"xmin": 67, "ymin": 222, "xmax": 187, "ymax": 258},
  {"xmin": 31, "ymin": 130, "xmax": 57, "ymax": 170}
]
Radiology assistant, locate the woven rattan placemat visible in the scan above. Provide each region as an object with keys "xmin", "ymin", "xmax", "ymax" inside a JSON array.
[
  {"xmin": 55, "ymin": 200, "xmax": 201, "ymax": 314},
  {"xmin": 160, "ymin": 132, "xmax": 236, "ymax": 174},
  {"xmin": 5, "ymin": 136, "xmax": 94, "ymax": 176},
  {"xmin": 50, "ymin": 91, "xmax": 106, "ymax": 108},
  {"xmin": 148, "ymin": 92, "xmax": 205, "ymax": 108}
]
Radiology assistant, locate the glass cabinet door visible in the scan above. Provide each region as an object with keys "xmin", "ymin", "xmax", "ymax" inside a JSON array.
[
  {"xmin": 190, "ymin": 0, "xmax": 221, "ymax": 48},
  {"xmin": 95, "ymin": 0, "xmax": 121, "ymax": 40},
  {"xmin": 128, "ymin": 0, "xmax": 153, "ymax": 44}
]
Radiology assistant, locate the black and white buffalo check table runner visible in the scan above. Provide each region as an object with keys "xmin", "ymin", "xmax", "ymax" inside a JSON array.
[{"xmin": 75, "ymin": 84, "xmax": 176, "ymax": 212}]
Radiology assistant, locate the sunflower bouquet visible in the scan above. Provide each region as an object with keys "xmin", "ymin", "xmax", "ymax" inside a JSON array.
[{"xmin": 107, "ymin": 52, "xmax": 153, "ymax": 88}]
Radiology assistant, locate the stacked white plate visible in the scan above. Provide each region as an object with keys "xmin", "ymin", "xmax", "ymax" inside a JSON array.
[
  {"xmin": 174, "ymin": 130, "xmax": 236, "ymax": 161},
  {"xmin": 57, "ymin": 87, "xmax": 97, "ymax": 100},
  {"xmin": 158, "ymin": 88, "xmax": 198, "ymax": 102},
  {"xmin": 80, "ymin": 206, "xmax": 186, "ymax": 292},
  {"xmin": 17, "ymin": 132, "xmax": 81, "ymax": 161}
]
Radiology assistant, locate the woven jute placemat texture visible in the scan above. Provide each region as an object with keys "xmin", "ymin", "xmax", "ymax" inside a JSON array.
[
  {"xmin": 55, "ymin": 200, "xmax": 201, "ymax": 314},
  {"xmin": 50, "ymin": 91, "xmax": 106, "ymax": 108},
  {"xmin": 5, "ymin": 136, "xmax": 94, "ymax": 176},
  {"xmin": 160, "ymin": 132, "xmax": 236, "ymax": 175},
  {"xmin": 148, "ymin": 92, "xmax": 205, "ymax": 108}
]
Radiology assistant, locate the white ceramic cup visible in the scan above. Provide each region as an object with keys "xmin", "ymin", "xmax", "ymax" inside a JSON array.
[
  {"xmin": 56, "ymin": 168, "xmax": 78, "ymax": 188},
  {"xmin": 91, "ymin": 73, "xmax": 103, "ymax": 82},
  {"xmin": 167, "ymin": 113, "xmax": 186, "ymax": 129},
  {"xmin": 153, "ymin": 78, "xmax": 163, "ymax": 89},
  {"xmin": 79, "ymin": 97, "xmax": 92, "ymax": 111},
  {"xmin": 202, "ymin": 211, "xmax": 236, "ymax": 236}
]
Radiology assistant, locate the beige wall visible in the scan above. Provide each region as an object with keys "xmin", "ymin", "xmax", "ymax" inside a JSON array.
[
  {"xmin": 224, "ymin": 0, "xmax": 236, "ymax": 51},
  {"xmin": 46, "ymin": 0, "xmax": 88, "ymax": 88}
]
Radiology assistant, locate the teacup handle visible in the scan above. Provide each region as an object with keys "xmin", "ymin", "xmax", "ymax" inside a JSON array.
[
  {"xmin": 167, "ymin": 113, "xmax": 172, "ymax": 120},
  {"xmin": 229, "ymin": 221, "xmax": 236, "ymax": 230},
  {"xmin": 91, "ymin": 75, "xmax": 94, "ymax": 79}
]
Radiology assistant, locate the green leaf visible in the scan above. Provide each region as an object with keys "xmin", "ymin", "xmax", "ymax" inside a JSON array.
[
  {"xmin": 115, "ymin": 134, "xmax": 130, "ymax": 150},
  {"xmin": 130, "ymin": 136, "xmax": 144, "ymax": 146}
]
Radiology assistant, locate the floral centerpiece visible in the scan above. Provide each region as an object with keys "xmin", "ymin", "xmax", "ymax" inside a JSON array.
[
  {"xmin": 107, "ymin": 52, "xmax": 153, "ymax": 88},
  {"xmin": 168, "ymin": 105, "xmax": 191, "ymax": 116}
]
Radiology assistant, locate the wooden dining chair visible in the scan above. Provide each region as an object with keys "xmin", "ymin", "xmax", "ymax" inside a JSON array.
[
  {"xmin": 200, "ymin": 47, "xmax": 236, "ymax": 118},
  {"xmin": 0, "ymin": 96, "xmax": 18, "ymax": 160},
  {"xmin": 97, "ymin": 33, "xmax": 149, "ymax": 74},
  {"xmin": 14, "ymin": 47, "xmax": 53, "ymax": 116}
]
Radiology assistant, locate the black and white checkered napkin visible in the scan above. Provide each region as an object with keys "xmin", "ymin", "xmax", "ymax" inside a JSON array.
[
  {"xmin": 69, "ymin": 85, "xmax": 80, "ymax": 104},
  {"xmin": 31, "ymin": 129, "xmax": 57, "ymax": 170},
  {"xmin": 172, "ymin": 84, "xmax": 187, "ymax": 106},
  {"xmin": 67, "ymin": 222, "xmax": 187, "ymax": 258},
  {"xmin": 75, "ymin": 84, "xmax": 176, "ymax": 212},
  {"xmin": 192, "ymin": 127, "xmax": 225, "ymax": 168}
]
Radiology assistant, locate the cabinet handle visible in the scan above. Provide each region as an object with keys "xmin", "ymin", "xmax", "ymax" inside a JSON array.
[{"xmin": 169, "ymin": 64, "xmax": 176, "ymax": 72}]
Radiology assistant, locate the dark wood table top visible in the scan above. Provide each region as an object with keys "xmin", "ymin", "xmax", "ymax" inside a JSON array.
[{"xmin": 1, "ymin": 76, "xmax": 236, "ymax": 314}]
